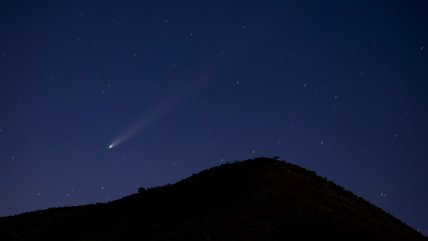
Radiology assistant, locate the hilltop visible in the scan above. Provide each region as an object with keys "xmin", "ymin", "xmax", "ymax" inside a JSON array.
[{"xmin": 0, "ymin": 157, "xmax": 426, "ymax": 240}]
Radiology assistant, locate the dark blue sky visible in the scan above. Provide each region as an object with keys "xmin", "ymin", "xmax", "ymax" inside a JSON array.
[{"xmin": 1, "ymin": 0, "xmax": 427, "ymax": 234}]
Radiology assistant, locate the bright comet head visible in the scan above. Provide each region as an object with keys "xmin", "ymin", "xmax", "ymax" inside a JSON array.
[{"xmin": 108, "ymin": 144, "xmax": 114, "ymax": 149}]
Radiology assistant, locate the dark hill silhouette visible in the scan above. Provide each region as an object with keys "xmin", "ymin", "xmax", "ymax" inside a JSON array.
[{"xmin": 0, "ymin": 157, "xmax": 426, "ymax": 241}]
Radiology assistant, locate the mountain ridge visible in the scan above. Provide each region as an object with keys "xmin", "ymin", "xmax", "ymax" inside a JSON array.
[{"xmin": 0, "ymin": 157, "xmax": 426, "ymax": 240}]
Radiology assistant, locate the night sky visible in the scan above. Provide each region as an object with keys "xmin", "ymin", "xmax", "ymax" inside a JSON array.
[{"xmin": 1, "ymin": 0, "xmax": 427, "ymax": 234}]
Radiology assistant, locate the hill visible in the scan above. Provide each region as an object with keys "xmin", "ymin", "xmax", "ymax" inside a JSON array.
[{"xmin": 0, "ymin": 157, "xmax": 426, "ymax": 240}]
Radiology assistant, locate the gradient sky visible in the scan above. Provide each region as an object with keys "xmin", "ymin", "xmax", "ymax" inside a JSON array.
[{"xmin": 1, "ymin": 0, "xmax": 427, "ymax": 234}]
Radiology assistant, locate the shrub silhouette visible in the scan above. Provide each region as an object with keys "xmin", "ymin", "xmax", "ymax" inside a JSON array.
[{"xmin": 137, "ymin": 187, "xmax": 146, "ymax": 193}]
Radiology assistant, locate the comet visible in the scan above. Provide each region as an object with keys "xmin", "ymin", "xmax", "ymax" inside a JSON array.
[
  {"xmin": 107, "ymin": 75, "xmax": 212, "ymax": 150},
  {"xmin": 107, "ymin": 87, "xmax": 191, "ymax": 150},
  {"xmin": 107, "ymin": 112, "xmax": 157, "ymax": 150}
]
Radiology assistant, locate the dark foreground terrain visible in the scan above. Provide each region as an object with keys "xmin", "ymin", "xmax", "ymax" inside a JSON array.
[{"xmin": 0, "ymin": 157, "xmax": 426, "ymax": 241}]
